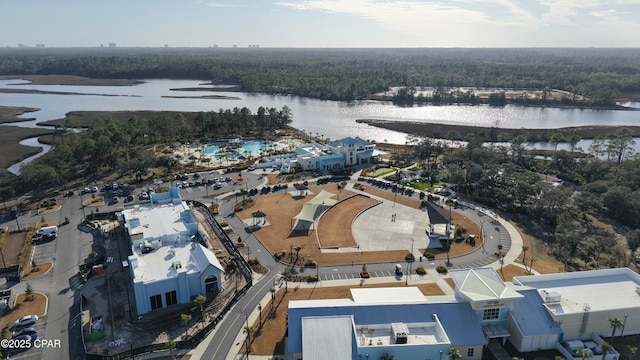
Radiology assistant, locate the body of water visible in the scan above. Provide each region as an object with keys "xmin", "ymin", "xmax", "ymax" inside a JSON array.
[{"xmin": 1, "ymin": 78, "xmax": 639, "ymax": 173}]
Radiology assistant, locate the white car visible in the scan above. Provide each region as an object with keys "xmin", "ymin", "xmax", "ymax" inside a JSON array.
[{"xmin": 14, "ymin": 315, "xmax": 38, "ymax": 328}]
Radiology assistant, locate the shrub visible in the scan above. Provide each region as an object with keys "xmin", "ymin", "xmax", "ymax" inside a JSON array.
[
  {"xmin": 304, "ymin": 259, "xmax": 317, "ymax": 268},
  {"xmin": 425, "ymin": 252, "xmax": 435, "ymax": 259},
  {"xmin": 415, "ymin": 267, "xmax": 427, "ymax": 275},
  {"xmin": 306, "ymin": 275, "xmax": 319, "ymax": 282},
  {"xmin": 436, "ymin": 265, "xmax": 448, "ymax": 274},
  {"xmin": 405, "ymin": 253, "xmax": 415, "ymax": 261}
]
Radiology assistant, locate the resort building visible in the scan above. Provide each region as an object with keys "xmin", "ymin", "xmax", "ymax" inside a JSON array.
[
  {"xmin": 262, "ymin": 137, "xmax": 378, "ymax": 173},
  {"xmin": 327, "ymin": 137, "xmax": 376, "ymax": 167},
  {"xmin": 288, "ymin": 267, "xmax": 637, "ymax": 360},
  {"xmin": 122, "ymin": 188, "xmax": 224, "ymax": 315}
]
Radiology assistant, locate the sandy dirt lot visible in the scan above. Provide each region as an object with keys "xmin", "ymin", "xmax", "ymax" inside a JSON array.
[
  {"xmin": 236, "ymin": 182, "xmax": 487, "ymax": 267},
  {"xmin": 0, "ymin": 231, "xmax": 29, "ymax": 268},
  {"xmin": 316, "ymin": 194, "xmax": 380, "ymax": 248},
  {"xmin": 237, "ymin": 186, "xmax": 409, "ymax": 266}
]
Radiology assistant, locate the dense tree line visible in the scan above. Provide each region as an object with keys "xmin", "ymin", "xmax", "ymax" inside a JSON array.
[
  {"xmin": 13, "ymin": 106, "xmax": 292, "ymax": 194},
  {"xmin": 1, "ymin": 48, "xmax": 639, "ymax": 103},
  {"xmin": 401, "ymin": 128, "xmax": 639, "ymax": 271}
]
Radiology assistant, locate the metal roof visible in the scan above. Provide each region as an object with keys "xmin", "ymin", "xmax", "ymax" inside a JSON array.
[
  {"xmin": 510, "ymin": 288, "xmax": 563, "ymax": 336},
  {"xmin": 302, "ymin": 316, "xmax": 354, "ymax": 360}
]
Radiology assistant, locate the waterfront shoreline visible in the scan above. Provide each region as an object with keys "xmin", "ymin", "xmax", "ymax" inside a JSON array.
[{"xmin": 356, "ymin": 118, "xmax": 640, "ymax": 141}]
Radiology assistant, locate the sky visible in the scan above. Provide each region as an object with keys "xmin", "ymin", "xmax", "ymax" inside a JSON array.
[{"xmin": 2, "ymin": 0, "xmax": 639, "ymax": 48}]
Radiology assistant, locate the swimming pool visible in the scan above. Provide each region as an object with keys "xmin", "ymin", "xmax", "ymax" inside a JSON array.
[{"xmin": 202, "ymin": 140, "xmax": 284, "ymax": 159}]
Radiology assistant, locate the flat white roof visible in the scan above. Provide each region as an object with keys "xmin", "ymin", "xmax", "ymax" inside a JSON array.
[
  {"xmin": 513, "ymin": 268, "xmax": 640, "ymax": 314},
  {"xmin": 123, "ymin": 201, "xmax": 193, "ymax": 242},
  {"xmin": 131, "ymin": 240, "xmax": 223, "ymax": 283},
  {"xmin": 351, "ymin": 287, "xmax": 427, "ymax": 304},
  {"xmin": 358, "ymin": 321, "xmax": 449, "ymax": 347}
]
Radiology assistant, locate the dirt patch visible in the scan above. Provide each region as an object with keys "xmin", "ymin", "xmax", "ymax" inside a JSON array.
[
  {"xmin": 508, "ymin": 218, "xmax": 563, "ymax": 274},
  {"xmin": 237, "ymin": 183, "xmax": 485, "ymax": 266},
  {"xmin": 0, "ymin": 293, "xmax": 47, "ymax": 334},
  {"xmin": 21, "ymin": 262, "xmax": 53, "ymax": 280},
  {"xmin": 83, "ymin": 196, "xmax": 105, "ymax": 207},
  {"xmin": 316, "ymin": 195, "xmax": 380, "ymax": 248},
  {"xmin": 235, "ymin": 186, "xmax": 408, "ymax": 266},
  {"xmin": 246, "ymin": 282, "xmax": 446, "ymax": 356},
  {"xmin": 0, "ymin": 231, "xmax": 29, "ymax": 268}
]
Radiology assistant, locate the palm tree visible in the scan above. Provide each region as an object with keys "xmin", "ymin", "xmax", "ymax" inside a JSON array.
[
  {"xmin": 379, "ymin": 354, "xmax": 394, "ymax": 360},
  {"xmin": 293, "ymin": 244, "xmax": 304, "ymax": 263},
  {"xmin": 626, "ymin": 345, "xmax": 637, "ymax": 360},
  {"xmin": 448, "ymin": 348, "xmax": 462, "ymax": 360},
  {"xmin": 609, "ymin": 317, "xmax": 623, "ymax": 344},
  {"xmin": 166, "ymin": 340, "xmax": 177, "ymax": 360},
  {"xmin": 521, "ymin": 245, "xmax": 529, "ymax": 270},
  {"xmin": 282, "ymin": 269, "xmax": 291, "ymax": 293},
  {"xmin": 600, "ymin": 341, "xmax": 613, "ymax": 360},
  {"xmin": 575, "ymin": 348, "xmax": 593, "ymax": 360},
  {"xmin": 243, "ymin": 325, "xmax": 255, "ymax": 354},
  {"xmin": 194, "ymin": 295, "xmax": 206, "ymax": 328},
  {"xmin": 180, "ymin": 313, "xmax": 192, "ymax": 336}
]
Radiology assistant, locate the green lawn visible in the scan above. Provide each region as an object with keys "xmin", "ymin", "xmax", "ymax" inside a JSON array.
[{"xmin": 366, "ymin": 167, "xmax": 396, "ymax": 177}]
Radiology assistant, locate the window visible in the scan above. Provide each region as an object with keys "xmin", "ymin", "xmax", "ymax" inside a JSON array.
[
  {"xmin": 467, "ymin": 348, "xmax": 474, "ymax": 357},
  {"xmin": 482, "ymin": 308, "xmax": 500, "ymax": 320},
  {"xmin": 150, "ymin": 294, "xmax": 162, "ymax": 310},
  {"xmin": 165, "ymin": 291, "xmax": 177, "ymax": 306}
]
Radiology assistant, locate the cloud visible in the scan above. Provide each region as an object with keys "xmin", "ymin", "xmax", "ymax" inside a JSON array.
[
  {"xmin": 276, "ymin": 0, "xmax": 542, "ymax": 33},
  {"xmin": 203, "ymin": 1, "xmax": 233, "ymax": 7}
]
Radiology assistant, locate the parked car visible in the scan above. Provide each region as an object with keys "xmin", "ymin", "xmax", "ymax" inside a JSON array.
[
  {"xmin": 12, "ymin": 333, "xmax": 38, "ymax": 342},
  {"xmin": 12, "ymin": 327, "xmax": 37, "ymax": 337},
  {"xmin": 138, "ymin": 192, "xmax": 150, "ymax": 200},
  {"xmin": 14, "ymin": 315, "xmax": 38, "ymax": 328}
]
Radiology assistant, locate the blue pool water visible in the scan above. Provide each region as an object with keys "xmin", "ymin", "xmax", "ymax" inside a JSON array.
[{"xmin": 202, "ymin": 140, "xmax": 281, "ymax": 159}]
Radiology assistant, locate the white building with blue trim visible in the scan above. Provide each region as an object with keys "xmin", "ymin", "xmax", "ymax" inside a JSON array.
[
  {"xmin": 261, "ymin": 137, "xmax": 378, "ymax": 173},
  {"xmin": 122, "ymin": 188, "xmax": 224, "ymax": 315},
  {"xmin": 287, "ymin": 267, "xmax": 640, "ymax": 359}
]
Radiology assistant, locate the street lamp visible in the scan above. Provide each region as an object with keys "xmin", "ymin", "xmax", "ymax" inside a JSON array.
[
  {"xmin": 622, "ymin": 313, "xmax": 629, "ymax": 337},
  {"xmin": 480, "ymin": 220, "xmax": 485, "ymax": 254}
]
